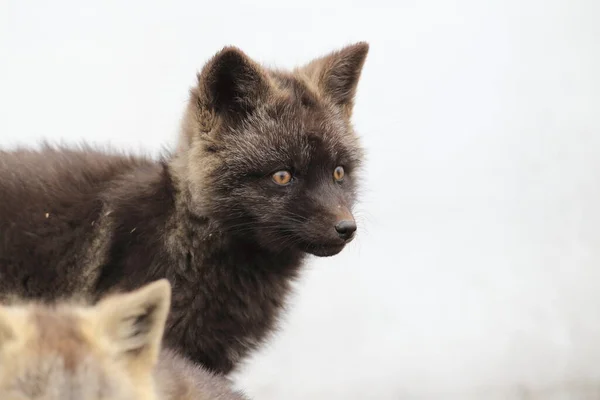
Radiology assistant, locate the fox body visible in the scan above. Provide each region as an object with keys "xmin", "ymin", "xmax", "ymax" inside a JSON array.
[
  {"xmin": 0, "ymin": 43, "xmax": 369, "ymax": 373},
  {"xmin": 0, "ymin": 280, "xmax": 249, "ymax": 400}
]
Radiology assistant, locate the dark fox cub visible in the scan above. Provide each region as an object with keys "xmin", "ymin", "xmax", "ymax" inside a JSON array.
[{"xmin": 0, "ymin": 42, "xmax": 369, "ymax": 374}]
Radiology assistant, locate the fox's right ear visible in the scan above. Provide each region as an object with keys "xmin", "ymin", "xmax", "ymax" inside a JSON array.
[
  {"xmin": 179, "ymin": 47, "xmax": 271, "ymax": 150},
  {"xmin": 194, "ymin": 46, "xmax": 270, "ymax": 122},
  {"xmin": 96, "ymin": 279, "xmax": 171, "ymax": 365}
]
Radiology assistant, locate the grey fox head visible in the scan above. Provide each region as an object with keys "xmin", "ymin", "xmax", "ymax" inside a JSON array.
[
  {"xmin": 177, "ymin": 43, "xmax": 369, "ymax": 257},
  {"xmin": 0, "ymin": 279, "xmax": 171, "ymax": 400}
]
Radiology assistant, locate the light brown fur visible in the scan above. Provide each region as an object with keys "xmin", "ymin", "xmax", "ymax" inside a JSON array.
[{"xmin": 0, "ymin": 280, "xmax": 248, "ymax": 400}]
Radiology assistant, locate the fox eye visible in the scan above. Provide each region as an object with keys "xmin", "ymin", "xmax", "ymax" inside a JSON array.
[
  {"xmin": 333, "ymin": 166, "xmax": 345, "ymax": 182},
  {"xmin": 272, "ymin": 170, "xmax": 293, "ymax": 186}
]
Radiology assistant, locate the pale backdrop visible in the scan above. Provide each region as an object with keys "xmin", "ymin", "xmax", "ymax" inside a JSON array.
[{"xmin": 1, "ymin": 0, "xmax": 600, "ymax": 398}]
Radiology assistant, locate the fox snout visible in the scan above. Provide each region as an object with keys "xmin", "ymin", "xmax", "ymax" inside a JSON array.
[
  {"xmin": 335, "ymin": 220, "xmax": 357, "ymax": 241},
  {"xmin": 333, "ymin": 207, "xmax": 357, "ymax": 242}
]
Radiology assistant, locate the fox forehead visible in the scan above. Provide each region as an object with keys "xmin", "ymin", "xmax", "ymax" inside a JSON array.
[
  {"xmin": 219, "ymin": 103, "xmax": 359, "ymax": 172},
  {"xmin": 1, "ymin": 308, "xmax": 89, "ymax": 375},
  {"xmin": 0, "ymin": 356, "xmax": 115, "ymax": 399}
]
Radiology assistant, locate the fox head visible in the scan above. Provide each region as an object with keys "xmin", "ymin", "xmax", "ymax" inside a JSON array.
[
  {"xmin": 176, "ymin": 43, "xmax": 369, "ymax": 257},
  {"xmin": 0, "ymin": 280, "xmax": 171, "ymax": 400}
]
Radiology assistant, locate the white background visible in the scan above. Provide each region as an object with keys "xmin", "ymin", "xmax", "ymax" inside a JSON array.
[{"xmin": 1, "ymin": 0, "xmax": 600, "ymax": 398}]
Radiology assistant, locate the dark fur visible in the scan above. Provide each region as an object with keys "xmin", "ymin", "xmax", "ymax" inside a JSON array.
[{"xmin": 0, "ymin": 43, "xmax": 369, "ymax": 374}]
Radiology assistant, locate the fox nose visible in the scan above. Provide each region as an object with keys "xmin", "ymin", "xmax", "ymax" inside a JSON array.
[{"xmin": 335, "ymin": 220, "xmax": 357, "ymax": 241}]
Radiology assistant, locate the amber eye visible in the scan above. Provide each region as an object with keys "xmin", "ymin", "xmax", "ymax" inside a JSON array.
[
  {"xmin": 272, "ymin": 170, "xmax": 293, "ymax": 185},
  {"xmin": 333, "ymin": 166, "xmax": 345, "ymax": 182}
]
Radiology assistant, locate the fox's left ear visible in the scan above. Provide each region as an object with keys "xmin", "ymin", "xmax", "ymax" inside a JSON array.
[{"xmin": 301, "ymin": 42, "xmax": 369, "ymax": 116}]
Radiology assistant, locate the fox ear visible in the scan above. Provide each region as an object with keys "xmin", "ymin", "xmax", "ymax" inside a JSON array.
[
  {"xmin": 96, "ymin": 279, "xmax": 171, "ymax": 364},
  {"xmin": 301, "ymin": 42, "xmax": 369, "ymax": 115},
  {"xmin": 195, "ymin": 46, "xmax": 270, "ymax": 121}
]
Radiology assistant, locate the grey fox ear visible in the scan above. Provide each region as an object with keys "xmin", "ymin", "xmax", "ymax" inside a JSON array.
[
  {"xmin": 301, "ymin": 42, "xmax": 369, "ymax": 115},
  {"xmin": 195, "ymin": 46, "xmax": 270, "ymax": 121},
  {"xmin": 96, "ymin": 279, "xmax": 171, "ymax": 363}
]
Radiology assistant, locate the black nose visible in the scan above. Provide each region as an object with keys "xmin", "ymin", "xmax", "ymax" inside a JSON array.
[{"xmin": 335, "ymin": 220, "xmax": 357, "ymax": 240}]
